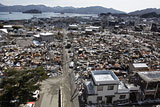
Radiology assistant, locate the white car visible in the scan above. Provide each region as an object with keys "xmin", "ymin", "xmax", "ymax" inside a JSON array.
[
  {"xmin": 26, "ymin": 102, "xmax": 35, "ymax": 107},
  {"xmin": 32, "ymin": 90, "xmax": 40, "ymax": 100},
  {"xmin": 69, "ymin": 61, "xmax": 74, "ymax": 68}
]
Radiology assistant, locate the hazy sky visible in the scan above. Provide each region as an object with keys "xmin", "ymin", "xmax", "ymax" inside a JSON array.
[{"xmin": 1, "ymin": 0, "xmax": 160, "ymax": 13}]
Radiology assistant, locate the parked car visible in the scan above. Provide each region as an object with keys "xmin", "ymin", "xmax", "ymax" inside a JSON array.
[{"xmin": 26, "ymin": 102, "xmax": 35, "ymax": 107}]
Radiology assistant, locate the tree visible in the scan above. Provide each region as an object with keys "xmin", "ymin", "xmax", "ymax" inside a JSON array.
[
  {"xmin": 0, "ymin": 67, "xmax": 48, "ymax": 107},
  {"xmin": 0, "ymin": 23, "xmax": 3, "ymax": 29}
]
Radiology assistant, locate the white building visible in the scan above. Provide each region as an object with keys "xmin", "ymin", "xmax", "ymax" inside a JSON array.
[
  {"xmin": 85, "ymin": 26, "xmax": 100, "ymax": 32},
  {"xmin": 33, "ymin": 32, "xmax": 54, "ymax": 42},
  {"xmin": 3, "ymin": 25, "xmax": 13, "ymax": 31},
  {"xmin": 68, "ymin": 24, "xmax": 79, "ymax": 30},
  {"xmin": 84, "ymin": 70, "xmax": 129, "ymax": 105},
  {"xmin": 85, "ymin": 28, "xmax": 93, "ymax": 34},
  {"xmin": 40, "ymin": 32, "xmax": 54, "ymax": 42},
  {"xmin": 129, "ymin": 63, "xmax": 149, "ymax": 73}
]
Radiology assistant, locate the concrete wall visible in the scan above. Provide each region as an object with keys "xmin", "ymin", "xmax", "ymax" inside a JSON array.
[
  {"xmin": 87, "ymin": 84, "xmax": 130, "ymax": 104},
  {"xmin": 113, "ymin": 93, "xmax": 129, "ymax": 102},
  {"xmin": 87, "ymin": 93, "xmax": 129, "ymax": 104},
  {"xmin": 95, "ymin": 85, "xmax": 118, "ymax": 96},
  {"xmin": 87, "ymin": 96, "xmax": 97, "ymax": 104}
]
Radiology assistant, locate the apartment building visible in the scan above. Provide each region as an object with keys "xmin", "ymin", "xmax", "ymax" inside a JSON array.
[{"xmin": 84, "ymin": 70, "xmax": 129, "ymax": 105}]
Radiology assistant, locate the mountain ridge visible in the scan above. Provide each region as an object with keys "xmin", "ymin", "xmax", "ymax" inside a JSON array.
[
  {"xmin": 1, "ymin": 3, "xmax": 160, "ymax": 15},
  {"xmin": 0, "ymin": 3, "xmax": 125, "ymax": 14},
  {"xmin": 129, "ymin": 8, "xmax": 160, "ymax": 15}
]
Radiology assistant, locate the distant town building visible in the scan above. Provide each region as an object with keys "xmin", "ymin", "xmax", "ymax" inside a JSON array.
[
  {"xmin": 68, "ymin": 24, "xmax": 79, "ymax": 30},
  {"xmin": 40, "ymin": 32, "xmax": 54, "ymax": 42},
  {"xmin": 34, "ymin": 32, "xmax": 54, "ymax": 42},
  {"xmin": 85, "ymin": 26, "xmax": 101, "ymax": 32}
]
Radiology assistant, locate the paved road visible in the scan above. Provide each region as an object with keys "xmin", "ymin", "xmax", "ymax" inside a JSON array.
[
  {"xmin": 35, "ymin": 76, "xmax": 61, "ymax": 107},
  {"xmin": 35, "ymin": 30, "xmax": 79, "ymax": 107},
  {"xmin": 62, "ymin": 29, "xmax": 79, "ymax": 107}
]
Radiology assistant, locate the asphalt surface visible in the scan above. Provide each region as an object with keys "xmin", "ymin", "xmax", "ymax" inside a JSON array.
[
  {"xmin": 37, "ymin": 77, "xmax": 60, "ymax": 107},
  {"xmin": 35, "ymin": 30, "xmax": 79, "ymax": 107},
  {"xmin": 61, "ymin": 29, "xmax": 79, "ymax": 107}
]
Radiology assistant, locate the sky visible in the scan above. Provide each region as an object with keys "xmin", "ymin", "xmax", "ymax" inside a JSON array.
[{"xmin": 1, "ymin": 0, "xmax": 160, "ymax": 13}]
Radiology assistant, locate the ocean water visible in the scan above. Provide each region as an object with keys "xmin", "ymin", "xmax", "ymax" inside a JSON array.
[{"xmin": 0, "ymin": 12, "xmax": 98, "ymax": 20}]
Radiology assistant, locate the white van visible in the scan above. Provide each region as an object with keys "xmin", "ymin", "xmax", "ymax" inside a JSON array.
[{"xmin": 69, "ymin": 61, "xmax": 74, "ymax": 68}]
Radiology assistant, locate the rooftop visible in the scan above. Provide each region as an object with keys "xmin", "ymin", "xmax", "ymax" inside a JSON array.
[
  {"xmin": 3, "ymin": 25, "xmax": 13, "ymax": 28},
  {"xmin": 69, "ymin": 24, "xmax": 78, "ymax": 27},
  {"xmin": 40, "ymin": 32, "xmax": 54, "ymax": 36},
  {"xmin": 91, "ymin": 70, "xmax": 119, "ymax": 85},
  {"xmin": 133, "ymin": 63, "xmax": 148, "ymax": 68},
  {"xmin": 0, "ymin": 29, "xmax": 8, "ymax": 33},
  {"xmin": 138, "ymin": 71, "xmax": 160, "ymax": 82},
  {"xmin": 86, "ymin": 26, "xmax": 100, "ymax": 29},
  {"xmin": 94, "ymin": 74, "xmax": 114, "ymax": 81},
  {"xmin": 33, "ymin": 34, "xmax": 40, "ymax": 38}
]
